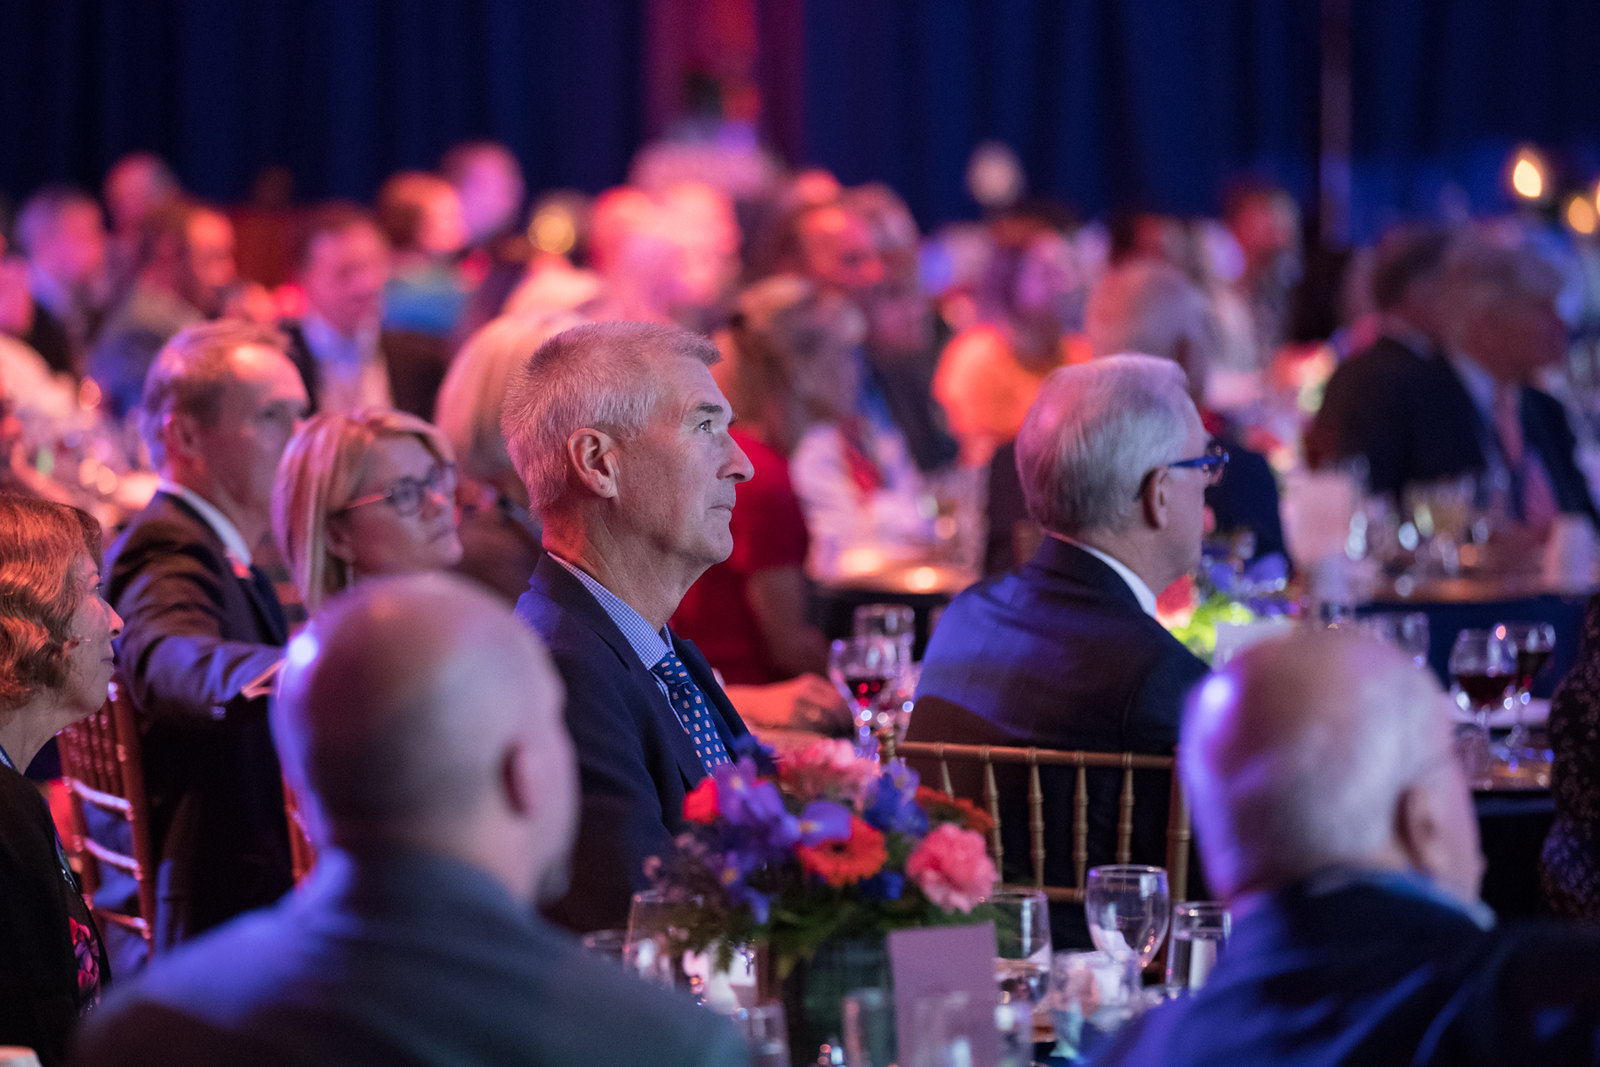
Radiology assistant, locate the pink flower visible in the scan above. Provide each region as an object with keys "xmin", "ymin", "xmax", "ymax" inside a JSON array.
[
  {"xmin": 779, "ymin": 740, "xmax": 878, "ymax": 803},
  {"xmin": 906, "ymin": 823, "xmax": 998, "ymax": 913}
]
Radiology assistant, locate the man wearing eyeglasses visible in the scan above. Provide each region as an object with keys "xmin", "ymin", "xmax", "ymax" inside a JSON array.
[
  {"xmin": 99, "ymin": 320, "xmax": 308, "ymax": 966},
  {"xmin": 907, "ymin": 355, "xmax": 1214, "ymax": 947}
]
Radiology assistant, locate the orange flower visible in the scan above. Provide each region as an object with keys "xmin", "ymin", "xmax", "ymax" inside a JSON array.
[
  {"xmin": 796, "ymin": 816, "xmax": 887, "ymax": 887},
  {"xmin": 684, "ymin": 776, "xmax": 719, "ymax": 824},
  {"xmin": 914, "ymin": 786, "xmax": 995, "ymax": 837}
]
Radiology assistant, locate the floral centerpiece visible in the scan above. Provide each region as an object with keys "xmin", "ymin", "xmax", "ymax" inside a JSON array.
[
  {"xmin": 1161, "ymin": 550, "xmax": 1291, "ymax": 662},
  {"xmin": 647, "ymin": 738, "xmax": 999, "ymax": 1052}
]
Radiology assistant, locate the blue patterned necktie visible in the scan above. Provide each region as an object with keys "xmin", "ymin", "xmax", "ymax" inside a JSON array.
[{"xmin": 650, "ymin": 648, "xmax": 732, "ymax": 773}]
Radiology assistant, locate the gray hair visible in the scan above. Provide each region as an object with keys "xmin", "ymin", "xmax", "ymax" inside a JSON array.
[
  {"xmin": 1086, "ymin": 261, "xmax": 1219, "ymax": 387},
  {"xmin": 1179, "ymin": 631, "xmax": 1448, "ymax": 895},
  {"xmin": 1014, "ymin": 354, "xmax": 1195, "ymax": 535},
  {"xmin": 500, "ymin": 321, "xmax": 719, "ymax": 513}
]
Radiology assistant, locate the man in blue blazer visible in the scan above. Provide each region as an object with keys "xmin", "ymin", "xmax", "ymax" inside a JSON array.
[
  {"xmin": 910, "ymin": 355, "xmax": 1213, "ymax": 945},
  {"xmin": 73, "ymin": 575, "xmax": 748, "ymax": 1067},
  {"xmin": 503, "ymin": 321, "xmax": 755, "ymax": 932},
  {"xmin": 1091, "ymin": 629, "xmax": 1600, "ymax": 1067}
]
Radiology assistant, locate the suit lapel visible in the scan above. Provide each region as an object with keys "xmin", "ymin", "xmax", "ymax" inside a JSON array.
[
  {"xmin": 530, "ymin": 557, "xmax": 712, "ymax": 789},
  {"xmin": 158, "ymin": 493, "xmax": 287, "ymax": 644}
]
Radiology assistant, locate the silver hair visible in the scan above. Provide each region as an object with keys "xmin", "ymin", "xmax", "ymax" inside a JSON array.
[
  {"xmin": 1086, "ymin": 261, "xmax": 1220, "ymax": 385},
  {"xmin": 500, "ymin": 320, "xmax": 719, "ymax": 513},
  {"xmin": 1178, "ymin": 633, "xmax": 1447, "ymax": 894},
  {"xmin": 1014, "ymin": 354, "xmax": 1195, "ymax": 535}
]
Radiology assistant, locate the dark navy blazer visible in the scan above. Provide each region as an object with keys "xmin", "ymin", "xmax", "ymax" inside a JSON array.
[
  {"xmin": 907, "ymin": 537, "xmax": 1209, "ymax": 945},
  {"xmin": 514, "ymin": 554, "xmax": 749, "ymax": 933}
]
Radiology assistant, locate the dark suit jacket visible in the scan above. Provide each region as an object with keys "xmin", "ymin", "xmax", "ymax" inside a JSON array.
[
  {"xmin": 70, "ymin": 848, "xmax": 748, "ymax": 1067},
  {"xmin": 514, "ymin": 555, "xmax": 750, "ymax": 932},
  {"xmin": 907, "ymin": 537, "xmax": 1209, "ymax": 945},
  {"xmin": 103, "ymin": 492, "xmax": 293, "ymax": 952},
  {"xmin": 281, "ymin": 320, "xmax": 450, "ymax": 420},
  {"xmin": 1092, "ymin": 877, "xmax": 1600, "ymax": 1067},
  {"xmin": 1311, "ymin": 336, "xmax": 1600, "ymax": 524}
]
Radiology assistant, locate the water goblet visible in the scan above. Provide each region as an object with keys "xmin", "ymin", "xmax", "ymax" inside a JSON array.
[{"xmin": 1083, "ymin": 865, "xmax": 1170, "ymax": 1018}]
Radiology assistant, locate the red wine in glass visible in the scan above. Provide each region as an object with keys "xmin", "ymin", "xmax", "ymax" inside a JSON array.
[
  {"xmin": 843, "ymin": 673, "xmax": 890, "ymax": 712},
  {"xmin": 1515, "ymin": 648, "xmax": 1552, "ymax": 694},
  {"xmin": 1454, "ymin": 671, "xmax": 1513, "ymax": 709}
]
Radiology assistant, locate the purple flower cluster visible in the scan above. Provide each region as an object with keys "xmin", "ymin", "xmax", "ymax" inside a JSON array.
[{"xmin": 702, "ymin": 756, "xmax": 851, "ymax": 922}]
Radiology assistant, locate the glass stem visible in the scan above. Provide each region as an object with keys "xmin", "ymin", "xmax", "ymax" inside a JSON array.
[{"xmin": 1123, "ymin": 955, "xmax": 1142, "ymax": 1005}]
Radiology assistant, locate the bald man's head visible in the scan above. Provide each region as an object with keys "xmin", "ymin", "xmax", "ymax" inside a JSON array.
[
  {"xmin": 274, "ymin": 574, "xmax": 575, "ymax": 898},
  {"xmin": 1181, "ymin": 630, "xmax": 1483, "ymax": 905}
]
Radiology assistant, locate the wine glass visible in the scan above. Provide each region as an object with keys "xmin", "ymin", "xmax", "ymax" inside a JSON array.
[
  {"xmin": 1360, "ymin": 611, "xmax": 1430, "ymax": 669},
  {"xmin": 1447, "ymin": 628, "xmax": 1515, "ymax": 787},
  {"xmin": 1083, "ymin": 865, "xmax": 1170, "ymax": 1018},
  {"xmin": 828, "ymin": 635, "xmax": 906, "ymax": 756},
  {"xmin": 986, "ymin": 888, "xmax": 1052, "ymax": 1059},
  {"xmin": 1496, "ymin": 621, "xmax": 1555, "ymax": 762}
]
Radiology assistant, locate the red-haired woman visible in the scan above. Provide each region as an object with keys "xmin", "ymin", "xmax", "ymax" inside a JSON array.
[{"xmin": 0, "ymin": 495, "xmax": 121, "ymax": 1065}]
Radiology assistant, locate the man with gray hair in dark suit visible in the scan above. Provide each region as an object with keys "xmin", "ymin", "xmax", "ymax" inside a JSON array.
[{"xmin": 73, "ymin": 574, "xmax": 748, "ymax": 1067}]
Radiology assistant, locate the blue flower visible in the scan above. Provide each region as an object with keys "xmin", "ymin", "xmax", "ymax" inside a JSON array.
[
  {"xmin": 860, "ymin": 871, "xmax": 905, "ymax": 900},
  {"xmin": 862, "ymin": 760, "xmax": 928, "ymax": 835},
  {"xmin": 731, "ymin": 734, "xmax": 780, "ymax": 777},
  {"xmin": 797, "ymin": 800, "xmax": 851, "ymax": 846}
]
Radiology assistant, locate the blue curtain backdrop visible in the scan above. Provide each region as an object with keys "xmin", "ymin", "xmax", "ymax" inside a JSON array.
[
  {"xmin": 1349, "ymin": 0, "xmax": 1600, "ymax": 240},
  {"xmin": 799, "ymin": 0, "xmax": 1322, "ymax": 230},
  {"xmin": 0, "ymin": 0, "xmax": 644, "ymax": 208},
  {"xmin": 5, "ymin": 1, "xmax": 1600, "ymax": 243}
]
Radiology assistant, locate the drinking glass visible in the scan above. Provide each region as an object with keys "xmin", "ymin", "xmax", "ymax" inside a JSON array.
[
  {"xmin": 1165, "ymin": 902, "xmax": 1231, "ymax": 993},
  {"xmin": 1448, "ymin": 628, "xmax": 1515, "ymax": 785},
  {"xmin": 1047, "ymin": 950, "xmax": 1126, "ymax": 1060},
  {"xmin": 733, "ymin": 1004, "xmax": 790, "ymax": 1067},
  {"xmin": 1496, "ymin": 621, "xmax": 1555, "ymax": 760},
  {"xmin": 578, "ymin": 928, "xmax": 629, "ymax": 964},
  {"xmin": 987, "ymin": 888, "xmax": 1053, "ymax": 1004},
  {"xmin": 828, "ymin": 635, "xmax": 907, "ymax": 755},
  {"xmin": 1361, "ymin": 611, "xmax": 1430, "ymax": 669},
  {"xmin": 854, "ymin": 602, "xmax": 916, "ymax": 653},
  {"xmin": 842, "ymin": 987, "xmax": 897, "ymax": 1067},
  {"xmin": 986, "ymin": 888, "xmax": 1051, "ymax": 1062},
  {"xmin": 1083, "ymin": 865, "xmax": 1170, "ymax": 1015},
  {"xmin": 625, "ymin": 890, "xmax": 693, "ymax": 993},
  {"xmin": 906, "ymin": 990, "xmax": 994, "ymax": 1067}
]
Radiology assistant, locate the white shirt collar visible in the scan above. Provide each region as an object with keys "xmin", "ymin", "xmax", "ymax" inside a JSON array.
[
  {"xmin": 1048, "ymin": 531, "xmax": 1158, "ymax": 617},
  {"xmin": 157, "ymin": 479, "xmax": 254, "ymax": 569}
]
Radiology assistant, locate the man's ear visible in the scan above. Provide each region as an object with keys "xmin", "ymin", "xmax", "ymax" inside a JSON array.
[
  {"xmin": 163, "ymin": 411, "xmax": 203, "ymax": 469},
  {"xmin": 500, "ymin": 737, "xmax": 539, "ymax": 819},
  {"xmin": 565, "ymin": 427, "xmax": 621, "ymax": 500},
  {"xmin": 1138, "ymin": 468, "xmax": 1171, "ymax": 531}
]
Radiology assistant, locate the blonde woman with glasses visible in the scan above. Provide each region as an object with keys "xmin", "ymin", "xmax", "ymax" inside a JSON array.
[{"xmin": 272, "ymin": 407, "xmax": 463, "ymax": 615}]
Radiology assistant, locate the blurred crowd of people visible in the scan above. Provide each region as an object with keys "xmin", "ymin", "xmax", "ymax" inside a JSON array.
[{"xmin": 7, "ymin": 139, "xmax": 1600, "ymax": 692}]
